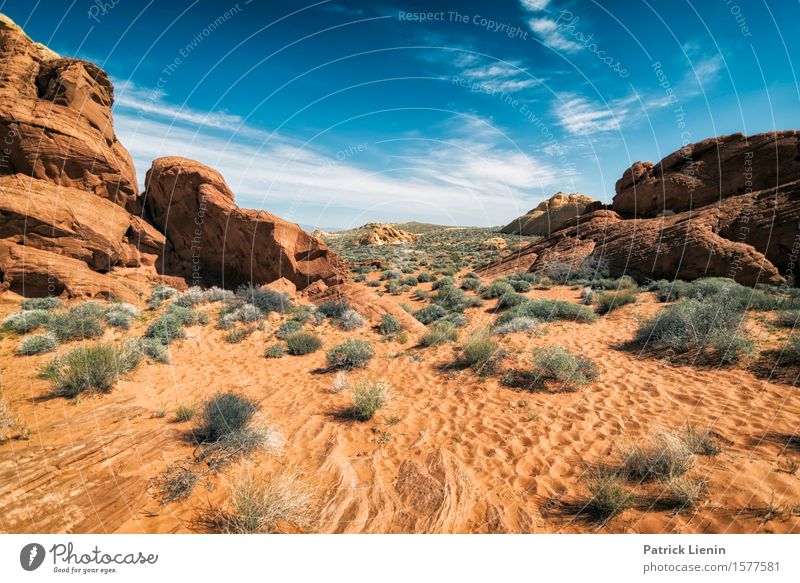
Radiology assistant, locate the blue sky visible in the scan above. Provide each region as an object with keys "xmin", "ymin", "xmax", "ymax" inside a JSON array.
[{"xmin": 4, "ymin": 0, "xmax": 799, "ymax": 229}]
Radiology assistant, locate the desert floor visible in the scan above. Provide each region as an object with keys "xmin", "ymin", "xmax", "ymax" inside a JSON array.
[{"xmin": 1, "ymin": 277, "xmax": 799, "ymax": 534}]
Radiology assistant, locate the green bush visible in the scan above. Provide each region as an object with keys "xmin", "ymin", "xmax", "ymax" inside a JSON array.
[
  {"xmin": 16, "ymin": 333, "xmax": 58, "ymax": 356},
  {"xmin": 147, "ymin": 285, "xmax": 177, "ymax": 309},
  {"xmin": 495, "ymin": 299, "xmax": 596, "ymax": 325},
  {"xmin": 42, "ymin": 341, "xmax": 141, "ymax": 397},
  {"xmin": 420, "ymin": 322, "xmax": 458, "ymax": 346},
  {"xmin": 497, "ymin": 292, "xmax": 527, "ymax": 310},
  {"xmin": 174, "ymin": 287, "xmax": 207, "ymax": 307},
  {"xmin": 285, "ymin": 331, "xmax": 322, "ymax": 355},
  {"xmin": 351, "ymin": 379, "xmax": 389, "ymax": 421},
  {"xmin": 460, "ymin": 277, "xmax": 482, "ymax": 291},
  {"xmin": 378, "ymin": 314, "xmax": 403, "ymax": 336},
  {"xmin": 336, "ymin": 309, "xmax": 366, "ymax": 331},
  {"xmin": 505, "ymin": 279, "xmax": 531, "ymax": 293},
  {"xmin": 460, "ymin": 329, "xmax": 500, "ymax": 368},
  {"xmin": 326, "ymin": 339, "xmax": 374, "ymax": 369},
  {"xmin": 175, "ymin": 402, "xmax": 198, "ymax": 422},
  {"xmin": 145, "ymin": 313, "xmax": 187, "ymax": 345},
  {"xmin": 264, "ymin": 343, "xmax": 288, "ymax": 358},
  {"xmin": 595, "ymin": 289, "xmax": 637, "ymax": 314},
  {"xmin": 199, "ymin": 392, "xmax": 257, "ymax": 441},
  {"xmin": 137, "ymin": 338, "xmax": 170, "ymax": 363},
  {"xmin": 431, "ymin": 276, "xmax": 455, "ymax": 290},
  {"xmin": 432, "ymin": 287, "xmax": 470, "ymax": 312},
  {"xmin": 493, "ymin": 316, "xmax": 539, "ymax": 335},
  {"xmin": 413, "ymin": 304, "xmax": 447, "ymax": 324},
  {"xmin": 21, "ymin": 297, "xmax": 62, "ymax": 311},
  {"xmin": 441, "ymin": 312, "xmax": 469, "ymax": 328},
  {"xmin": 3, "ymin": 310, "xmax": 51, "ymax": 334},
  {"xmin": 105, "ymin": 303, "xmax": 139, "ymax": 329},
  {"xmin": 416, "ymin": 271, "xmax": 435, "ymax": 282},
  {"xmin": 636, "ymin": 297, "xmax": 746, "ymax": 354},
  {"xmin": 317, "ymin": 298, "xmax": 350, "ymax": 318},
  {"xmin": 46, "ymin": 302, "xmax": 106, "ymax": 341},
  {"xmin": 530, "ymin": 346, "xmax": 599, "ymax": 390},
  {"xmin": 235, "ymin": 285, "xmax": 292, "ymax": 314},
  {"xmin": 276, "ymin": 320, "xmax": 303, "ymax": 339},
  {"xmin": 480, "ymin": 280, "xmax": 515, "ymax": 299}
]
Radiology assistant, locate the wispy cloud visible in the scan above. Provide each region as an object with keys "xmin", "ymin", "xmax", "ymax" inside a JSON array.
[
  {"xmin": 554, "ymin": 93, "xmax": 627, "ymax": 135},
  {"xmin": 112, "ymin": 85, "xmax": 568, "ymax": 227},
  {"xmin": 520, "ymin": 0, "xmax": 551, "ymax": 11},
  {"xmin": 451, "ymin": 53, "xmax": 542, "ymax": 93},
  {"xmin": 527, "ymin": 17, "xmax": 582, "ymax": 54}
]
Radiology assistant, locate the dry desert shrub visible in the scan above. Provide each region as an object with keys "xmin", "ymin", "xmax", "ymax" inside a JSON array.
[
  {"xmin": 213, "ymin": 467, "xmax": 315, "ymax": 533},
  {"xmin": 350, "ymin": 378, "xmax": 389, "ymax": 421},
  {"xmin": 620, "ymin": 431, "xmax": 695, "ymax": 482}
]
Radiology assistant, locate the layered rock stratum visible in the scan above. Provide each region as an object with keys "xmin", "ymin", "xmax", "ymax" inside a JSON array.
[
  {"xmin": 483, "ymin": 131, "xmax": 800, "ymax": 286},
  {"xmin": 501, "ymin": 192, "xmax": 599, "ymax": 236},
  {"xmin": 0, "ymin": 14, "xmax": 345, "ymax": 299}
]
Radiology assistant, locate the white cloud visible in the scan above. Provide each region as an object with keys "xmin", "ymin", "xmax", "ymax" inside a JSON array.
[
  {"xmin": 452, "ymin": 54, "xmax": 542, "ymax": 93},
  {"xmin": 555, "ymin": 94, "xmax": 625, "ymax": 135},
  {"xmin": 112, "ymin": 91, "xmax": 569, "ymax": 227},
  {"xmin": 527, "ymin": 17, "xmax": 582, "ymax": 54},
  {"xmin": 520, "ymin": 0, "xmax": 550, "ymax": 11}
]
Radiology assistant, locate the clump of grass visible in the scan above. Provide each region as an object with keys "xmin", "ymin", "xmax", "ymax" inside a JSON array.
[
  {"xmin": 336, "ymin": 309, "xmax": 366, "ymax": 331},
  {"xmin": 595, "ymin": 289, "xmax": 636, "ymax": 314},
  {"xmin": 326, "ymin": 339, "xmax": 374, "ymax": 369},
  {"xmin": 351, "ymin": 379, "xmax": 389, "ymax": 421},
  {"xmin": 497, "ymin": 291, "xmax": 527, "ymax": 310},
  {"xmin": 580, "ymin": 287, "xmax": 595, "ymax": 305},
  {"xmin": 492, "ymin": 316, "xmax": 539, "ymax": 335},
  {"xmin": 681, "ymin": 425, "xmax": 721, "ymax": 456},
  {"xmin": 636, "ymin": 297, "xmax": 750, "ymax": 361},
  {"xmin": 153, "ymin": 464, "xmax": 199, "ymax": 504},
  {"xmin": 145, "ymin": 313, "xmax": 187, "ymax": 345},
  {"xmin": 529, "ymin": 346, "xmax": 599, "ymax": 391},
  {"xmin": 46, "ymin": 302, "xmax": 107, "ymax": 341},
  {"xmin": 199, "ymin": 392, "xmax": 257, "ymax": 442},
  {"xmin": 41, "ymin": 341, "xmax": 142, "ymax": 397},
  {"xmin": 21, "ymin": 296, "xmax": 62, "ymax": 311},
  {"xmin": 216, "ymin": 467, "xmax": 314, "ymax": 533},
  {"xmin": 174, "ymin": 286, "xmax": 208, "ymax": 307},
  {"xmin": 16, "ymin": 333, "xmax": 58, "ymax": 356},
  {"xmin": 480, "ymin": 280, "xmax": 515, "ymax": 300},
  {"xmin": 495, "ymin": 299, "xmax": 596, "ymax": 325},
  {"xmin": 175, "ymin": 401, "xmax": 198, "ymax": 422},
  {"xmin": 235, "ymin": 285, "xmax": 293, "ymax": 314},
  {"xmin": 264, "ymin": 343, "xmax": 288, "ymax": 358},
  {"xmin": 276, "ymin": 320, "xmax": 302, "ymax": 339},
  {"xmin": 459, "ymin": 329, "xmax": 501, "ymax": 369},
  {"xmin": 620, "ymin": 432, "xmax": 695, "ymax": 481},
  {"xmin": 586, "ymin": 474, "xmax": 635, "ymax": 521},
  {"xmin": 137, "ymin": 337, "xmax": 170, "ymax": 363},
  {"xmin": 420, "ymin": 322, "xmax": 458, "ymax": 346},
  {"xmin": 3, "ymin": 309, "xmax": 51, "ymax": 334},
  {"xmin": 225, "ymin": 326, "xmax": 255, "ymax": 344},
  {"xmin": 147, "ymin": 285, "xmax": 177, "ymax": 310},
  {"xmin": 285, "ymin": 331, "xmax": 322, "ymax": 355},
  {"xmin": 412, "ymin": 304, "xmax": 447, "ymax": 325},
  {"xmin": 105, "ymin": 303, "xmax": 139, "ymax": 329},
  {"xmin": 378, "ymin": 313, "xmax": 403, "ymax": 336},
  {"xmin": 661, "ymin": 476, "xmax": 706, "ymax": 510},
  {"xmin": 317, "ymin": 298, "xmax": 350, "ymax": 318}
]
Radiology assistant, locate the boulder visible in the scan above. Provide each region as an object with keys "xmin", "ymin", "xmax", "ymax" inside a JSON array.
[
  {"xmin": 0, "ymin": 15, "xmax": 138, "ymax": 207},
  {"xmin": 501, "ymin": 192, "xmax": 599, "ymax": 235},
  {"xmin": 613, "ymin": 131, "xmax": 800, "ymax": 218},
  {"xmin": 142, "ymin": 156, "xmax": 347, "ymax": 290},
  {"xmin": 355, "ymin": 224, "xmax": 418, "ymax": 246}
]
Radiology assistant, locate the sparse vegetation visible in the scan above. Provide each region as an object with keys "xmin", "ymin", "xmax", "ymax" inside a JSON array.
[
  {"xmin": 378, "ymin": 313, "xmax": 403, "ymax": 336},
  {"xmin": 235, "ymin": 284, "xmax": 293, "ymax": 314},
  {"xmin": 276, "ymin": 320, "xmax": 303, "ymax": 339},
  {"xmin": 595, "ymin": 289, "xmax": 636, "ymax": 314},
  {"xmin": 3, "ymin": 309, "xmax": 51, "ymax": 334},
  {"xmin": 317, "ymin": 298, "xmax": 350, "ymax": 318},
  {"xmin": 528, "ymin": 346, "xmax": 599, "ymax": 391},
  {"xmin": 175, "ymin": 401, "xmax": 198, "ymax": 422},
  {"xmin": 620, "ymin": 432, "xmax": 695, "ymax": 481},
  {"xmin": 153, "ymin": 464, "xmax": 199, "ymax": 504},
  {"xmin": 459, "ymin": 329, "xmax": 501, "ymax": 369},
  {"xmin": 264, "ymin": 343, "xmax": 288, "ymax": 358},
  {"xmin": 46, "ymin": 302, "xmax": 107, "ymax": 341},
  {"xmin": 16, "ymin": 333, "xmax": 58, "ymax": 356},
  {"xmin": 420, "ymin": 322, "xmax": 458, "ymax": 346},
  {"xmin": 495, "ymin": 299, "xmax": 596, "ymax": 325},
  {"xmin": 413, "ymin": 304, "xmax": 447, "ymax": 325},
  {"xmin": 285, "ymin": 331, "xmax": 322, "ymax": 355},
  {"xmin": 215, "ymin": 467, "xmax": 314, "ymax": 533},
  {"xmin": 350, "ymin": 379, "xmax": 389, "ymax": 420},
  {"xmin": 336, "ymin": 309, "xmax": 366, "ymax": 331},
  {"xmin": 326, "ymin": 339, "xmax": 374, "ymax": 369},
  {"xmin": 225, "ymin": 326, "xmax": 255, "ymax": 344},
  {"xmin": 586, "ymin": 474, "xmax": 635, "ymax": 521},
  {"xmin": 21, "ymin": 296, "xmax": 63, "ymax": 311},
  {"xmin": 41, "ymin": 341, "xmax": 142, "ymax": 397},
  {"xmin": 492, "ymin": 316, "xmax": 539, "ymax": 335},
  {"xmin": 662, "ymin": 476, "xmax": 706, "ymax": 510},
  {"xmin": 148, "ymin": 285, "xmax": 177, "ymax": 310},
  {"xmin": 198, "ymin": 392, "xmax": 257, "ymax": 442}
]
